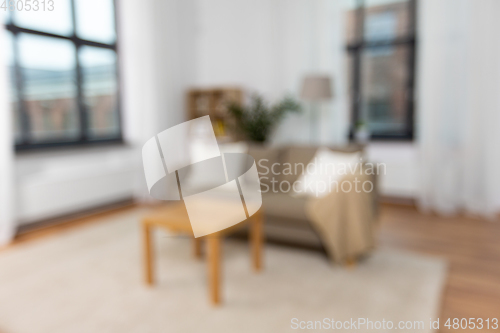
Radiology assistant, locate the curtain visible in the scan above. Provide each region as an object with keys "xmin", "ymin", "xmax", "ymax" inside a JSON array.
[
  {"xmin": 417, "ymin": 0, "xmax": 500, "ymax": 217},
  {"xmin": 0, "ymin": 29, "xmax": 15, "ymax": 245}
]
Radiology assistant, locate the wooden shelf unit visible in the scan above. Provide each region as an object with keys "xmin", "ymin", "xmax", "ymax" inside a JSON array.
[{"xmin": 187, "ymin": 87, "xmax": 243, "ymax": 139}]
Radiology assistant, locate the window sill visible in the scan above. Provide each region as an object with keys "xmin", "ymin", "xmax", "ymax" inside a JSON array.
[
  {"xmin": 349, "ymin": 132, "xmax": 414, "ymax": 142},
  {"xmin": 367, "ymin": 137, "xmax": 414, "ymax": 142},
  {"xmin": 15, "ymin": 139, "xmax": 130, "ymax": 156}
]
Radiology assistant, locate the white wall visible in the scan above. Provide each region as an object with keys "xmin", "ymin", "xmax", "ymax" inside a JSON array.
[
  {"xmin": 119, "ymin": 0, "xmax": 198, "ymax": 201},
  {"xmin": 365, "ymin": 143, "xmax": 419, "ymax": 198},
  {"xmin": 196, "ymin": 0, "xmax": 283, "ymax": 98},
  {"xmin": 0, "ymin": 24, "xmax": 15, "ymax": 243}
]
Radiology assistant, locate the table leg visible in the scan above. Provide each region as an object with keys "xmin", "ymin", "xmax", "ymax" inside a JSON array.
[
  {"xmin": 251, "ymin": 210, "xmax": 263, "ymax": 272},
  {"xmin": 207, "ymin": 235, "xmax": 221, "ymax": 305},
  {"xmin": 193, "ymin": 237, "xmax": 202, "ymax": 259},
  {"xmin": 142, "ymin": 222, "xmax": 154, "ymax": 285},
  {"xmin": 344, "ymin": 256, "xmax": 357, "ymax": 269}
]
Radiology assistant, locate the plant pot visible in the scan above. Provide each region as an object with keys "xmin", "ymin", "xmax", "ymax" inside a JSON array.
[{"xmin": 354, "ymin": 128, "xmax": 370, "ymax": 144}]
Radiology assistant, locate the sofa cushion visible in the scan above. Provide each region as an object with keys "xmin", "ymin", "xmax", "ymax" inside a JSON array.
[
  {"xmin": 279, "ymin": 145, "xmax": 366, "ymax": 186},
  {"xmin": 279, "ymin": 145, "xmax": 319, "ymax": 185},
  {"xmin": 261, "ymin": 193, "xmax": 310, "ymax": 223},
  {"xmin": 293, "ymin": 148, "xmax": 362, "ymax": 198},
  {"xmin": 247, "ymin": 145, "xmax": 282, "ymax": 189}
]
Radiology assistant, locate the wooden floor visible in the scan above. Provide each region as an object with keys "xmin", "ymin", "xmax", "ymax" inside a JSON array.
[
  {"xmin": 5, "ymin": 203, "xmax": 500, "ymax": 332},
  {"xmin": 377, "ymin": 204, "xmax": 500, "ymax": 332}
]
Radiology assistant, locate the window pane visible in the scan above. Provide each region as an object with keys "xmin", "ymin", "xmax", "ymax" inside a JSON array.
[
  {"xmin": 75, "ymin": 0, "xmax": 116, "ymax": 43},
  {"xmin": 360, "ymin": 45, "xmax": 409, "ymax": 136},
  {"xmin": 364, "ymin": 0, "xmax": 410, "ymax": 42},
  {"xmin": 4, "ymin": 31, "xmax": 21, "ymax": 143},
  {"xmin": 79, "ymin": 46, "xmax": 119, "ymax": 139},
  {"xmin": 344, "ymin": 0, "xmax": 360, "ymax": 44},
  {"xmin": 14, "ymin": 0, "xmax": 73, "ymax": 36},
  {"xmin": 18, "ymin": 34, "xmax": 79, "ymax": 142}
]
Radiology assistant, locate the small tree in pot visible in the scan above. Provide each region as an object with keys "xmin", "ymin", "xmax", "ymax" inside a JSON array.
[{"xmin": 227, "ymin": 94, "xmax": 302, "ymax": 143}]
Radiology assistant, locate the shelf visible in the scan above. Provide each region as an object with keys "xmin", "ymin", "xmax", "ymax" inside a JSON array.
[{"xmin": 187, "ymin": 87, "xmax": 243, "ymax": 141}]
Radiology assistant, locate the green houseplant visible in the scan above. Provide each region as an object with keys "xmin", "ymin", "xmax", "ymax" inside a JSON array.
[
  {"xmin": 227, "ymin": 94, "xmax": 301, "ymax": 143},
  {"xmin": 354, "ymin": 119, "xmax": 370, "ymax": 143}
]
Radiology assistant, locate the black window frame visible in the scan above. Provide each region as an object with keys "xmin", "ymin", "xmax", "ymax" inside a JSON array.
[
  {"xmin": 5, "ymin": 0, "xmax": 123, "ymax": 151},
  {"xmin": 347, "ymin": 0, "xmax": 416, "ymax": 141}
]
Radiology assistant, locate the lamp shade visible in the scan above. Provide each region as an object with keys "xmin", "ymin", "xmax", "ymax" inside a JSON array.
[{"xmin": 300, "ymin": 75, "xmax": 333, "ymax": 101}]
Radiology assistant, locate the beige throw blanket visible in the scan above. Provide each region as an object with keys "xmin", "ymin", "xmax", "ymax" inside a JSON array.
[{"xmin": 306, "ymin": 172, "xmax": 378, "ymax": 264}]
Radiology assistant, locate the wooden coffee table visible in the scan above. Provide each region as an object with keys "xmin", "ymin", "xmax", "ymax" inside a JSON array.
[{"xmin": 141, "ymin": 202, "xmax": 264, "ymax": 305}]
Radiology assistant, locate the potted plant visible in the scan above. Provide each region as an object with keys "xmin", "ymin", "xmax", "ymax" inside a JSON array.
[
  {"xmin": 354, "ymin": 120, "xmax": 370, "ymax": 143},
  {"xmin": 227, "ymin": 94, "xmax": 302, "ymax": 143}
]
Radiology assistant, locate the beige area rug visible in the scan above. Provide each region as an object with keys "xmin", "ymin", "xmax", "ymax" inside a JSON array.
[{"xmin": 0, "ymin": 208, "xmax": 447, "ymax": 333}]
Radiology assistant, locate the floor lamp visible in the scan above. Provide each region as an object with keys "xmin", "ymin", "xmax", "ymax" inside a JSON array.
[{"xmin": 300, "ymin": 75, "xmax": 333, "ymax": 142}]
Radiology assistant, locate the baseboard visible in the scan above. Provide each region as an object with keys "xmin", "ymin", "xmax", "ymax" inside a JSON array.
[
  {"xmin": 379, "ymin": 195, "xmax": 417, "ymax": 208},
  {"xmin": 16, "ymin": 198, "xmax": 137, "ymax": 236}
]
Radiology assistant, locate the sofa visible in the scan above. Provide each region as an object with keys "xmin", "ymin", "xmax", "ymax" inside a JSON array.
[{"xmin": 243, "ymin": 144, "xmax": 379, "ymax": 261}]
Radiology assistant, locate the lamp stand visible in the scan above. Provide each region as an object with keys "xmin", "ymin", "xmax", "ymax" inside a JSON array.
[{"xmin": 310, "ymin": 102, "xmax": 319, "ymax": 142}]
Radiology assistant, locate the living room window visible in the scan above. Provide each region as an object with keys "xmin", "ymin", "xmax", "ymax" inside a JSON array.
[
  {"xmin": 3, "ymin": 0, "xmax": 121, "ymax": 150},
  {"xmin": 345, "ymin": 0, "xmax": 416, "ymax": 140}
]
